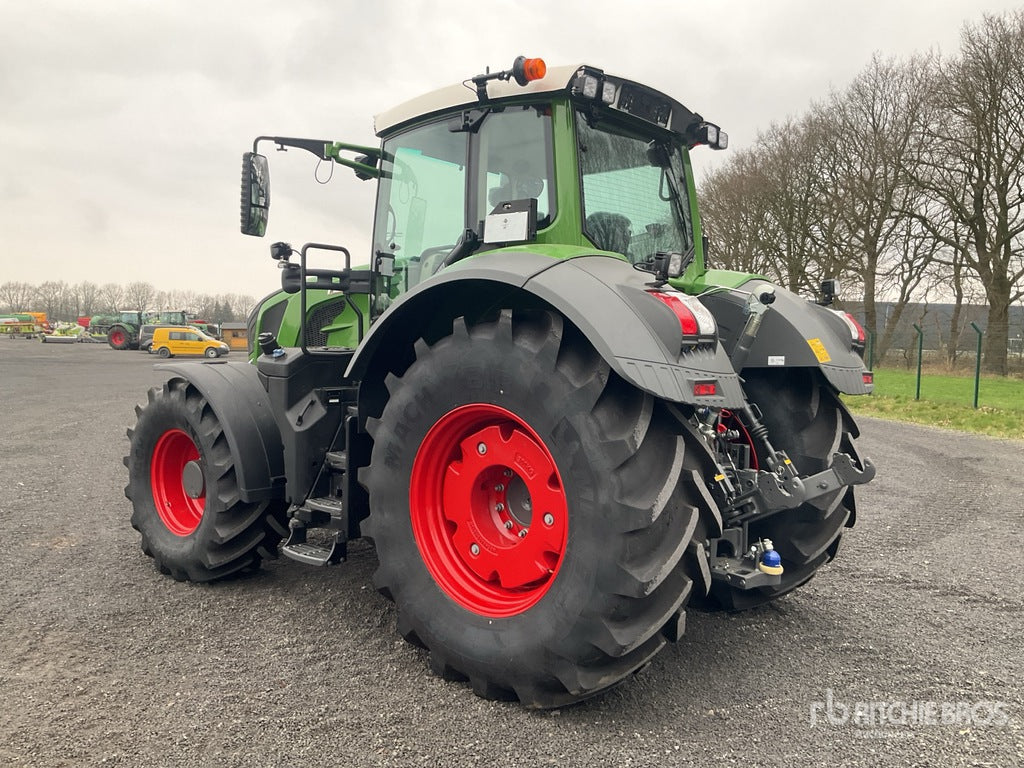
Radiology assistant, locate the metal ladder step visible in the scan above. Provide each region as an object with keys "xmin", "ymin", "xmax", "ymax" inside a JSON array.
[{"xmin": 280, "ymin": 518, "xmax": 347, "ymax": 566}]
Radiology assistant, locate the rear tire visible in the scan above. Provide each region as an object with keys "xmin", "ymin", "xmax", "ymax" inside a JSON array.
[
  {"xmin": 701, "ymin": 368, "xmax": 863, "ymax": 610},
  {"xmin": 362, "ymin": 309, "xmax": 719, "ymax": 707},
  {"xmin": 124, "ymin": 377, "xmax": 288, "ymax": 581},
  {"xmin": 108, "ymin": 326, "xmax": 130, "ymax": 350}
]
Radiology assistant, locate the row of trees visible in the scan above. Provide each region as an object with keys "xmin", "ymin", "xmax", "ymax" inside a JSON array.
[
  {"xmin": 0, "ymin": 280, "xmax": 258, "ymax": 326},
  {"xmin": 699, "ymin": 11, "xmax": 1024, "ymax": 374}
]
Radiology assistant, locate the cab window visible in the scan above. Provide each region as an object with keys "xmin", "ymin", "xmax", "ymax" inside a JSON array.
[
  {"xmin": 372, "ymin": 121, "xmax": 467, "ymax": 295},
  {"xmin": 372, "ymin": 105, "xmax": 555, "ymax": 298},
  {"xmin": 576, "ymin": 110, "xmax": 694, "ymax": 264},
  {"xmin": 478, "ymin": 105, "xmax": 555, "ymax": 230}
]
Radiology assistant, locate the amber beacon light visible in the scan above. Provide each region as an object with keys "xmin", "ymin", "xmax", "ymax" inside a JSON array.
[
  {"xmin": 471, "ymin": 56, "xmax": 547, "ymax": 100},
  {"xmin": 513, "ymin": 56, "xmax": 546, "ymax": 84}
]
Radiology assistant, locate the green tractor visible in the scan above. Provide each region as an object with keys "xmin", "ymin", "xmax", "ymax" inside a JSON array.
[
  {"xmin": 90, "ymin": 310, "xmax": 194, "ymax": 350},
  {"xmin": 125, "ymin": 57, "xmax": 875, "ymax": 707}
]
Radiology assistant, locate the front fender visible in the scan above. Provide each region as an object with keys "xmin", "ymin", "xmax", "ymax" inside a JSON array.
[
  {"xmin": 347, "ymin": 251, "xmax": 745, "ymax": 408},
  {"xmin": 155, "ymin": 360, "xmax": 286, "ymax": 502}
]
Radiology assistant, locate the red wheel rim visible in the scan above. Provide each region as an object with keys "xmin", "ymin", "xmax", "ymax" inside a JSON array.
[
  {"xmin": 110, "ymin": 330, "xmax": 125, "ymax": 347},
  {"xmin": 410, "ymin": 404, "xmax": 568, "ymax": 617},
  {"xmin": 151, "ymin": 428, "xmax": 205, "ymax": 535}
]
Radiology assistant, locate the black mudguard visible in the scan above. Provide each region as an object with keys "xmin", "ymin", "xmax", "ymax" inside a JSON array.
[
  {"xmin": 154, "ymin": 361, "xmax": 286, "ymax": 502},
  {"xmin": 699, "ymin": 279, "xmax": 873, "ymax": 395},
  {"xmin": 346, "ymin": 251, "xmax": 747, "ymax": 408}
]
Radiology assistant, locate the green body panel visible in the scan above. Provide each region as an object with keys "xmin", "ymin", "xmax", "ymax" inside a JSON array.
[
  {"xmin": 534, "ymin": 102, "xmax": 587, "ymax": 249},
  {"xmin": 248, "ymin": 288, "xmax": 372, "ymax": 361}
]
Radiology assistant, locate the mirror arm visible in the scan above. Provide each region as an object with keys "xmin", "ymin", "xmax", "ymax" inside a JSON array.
[{"xmin": 252, "ymin": 137, "xmax": 382, "ymax": 179}]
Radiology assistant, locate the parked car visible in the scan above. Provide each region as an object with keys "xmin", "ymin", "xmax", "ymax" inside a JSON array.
[
  {"xmin": 138, "ymin": 324, "xmax": 159, "ymax": 352},
  {"xmin": 149, "ymin": 327, "xmax": 230, "ymax": 359}
]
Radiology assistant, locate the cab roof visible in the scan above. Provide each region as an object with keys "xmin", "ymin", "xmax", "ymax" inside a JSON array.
[
  {"xmin": 374, "ymin": 60, "xmax": 726, "ymax": 153},
  {"xmin": 374, "ymin": 64, "xmax": 584, "ymax": 136}
]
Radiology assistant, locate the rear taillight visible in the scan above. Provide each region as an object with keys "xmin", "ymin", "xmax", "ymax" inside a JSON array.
[
  {"xmin": 646, "ymin": 290, "xmax": 717, "ymax": 347},
  {"xmin": 832, "ymin": 310, "xmax": 866, "ymax": 347}
]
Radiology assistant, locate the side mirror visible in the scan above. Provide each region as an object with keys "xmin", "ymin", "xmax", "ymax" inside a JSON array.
[{"xmin": 240, "ymin": 152, "xmax": 270, "ymax": 236}]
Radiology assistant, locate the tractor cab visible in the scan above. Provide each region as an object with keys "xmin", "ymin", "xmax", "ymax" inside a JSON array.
[{"xmin": 240, "ymin": 58, "xmax": 729, "ymax": 340}]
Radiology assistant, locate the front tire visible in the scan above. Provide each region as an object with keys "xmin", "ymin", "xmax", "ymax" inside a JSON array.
[
  {"xmin": 124, "ymin": 377, "xmax": 288, "ymax": 581},
  {"xmin": 362, "ymin": 309, "xmax": 719, "ymax": 707}
]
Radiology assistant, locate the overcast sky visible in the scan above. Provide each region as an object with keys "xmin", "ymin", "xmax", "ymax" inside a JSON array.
[{"xmin": 1, "ymin": 0, "xmax": 1020, "ymax": 301}]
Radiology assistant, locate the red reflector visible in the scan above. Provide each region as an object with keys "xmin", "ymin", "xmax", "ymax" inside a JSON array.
[
  {"xmin": 845, "ymin": 312, "xmax": 866, "ymax": 344},
  {"xmin": 863, "ymin": 371, "xmax": 874, "ymax": 385},
  {"xmin": 693, "ymin": 382, "xmax": 717, "ymax": 397}
]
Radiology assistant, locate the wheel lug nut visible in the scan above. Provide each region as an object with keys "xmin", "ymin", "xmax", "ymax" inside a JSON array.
[
  {"xmin": 494, "ymin": 484, "xmax": 504, "ymax": 492},
  {"xmin": 495, "ymin": 502, "xmax": 505, "ymax": 512},
  {"xmin": 543, "ymin": 513, "xmax": 554, "ymax": 526},
  {"xmin": 477, "ymin": 443, "xmax": 487, "ymax": 455},
  {"xmin": 518, "ymin": 529, "xmax": 527, "ymax": 538},
  {"xmin": 503, "ymin": 469, "xmax": 513, "ymax": 477},
  {"xmin": 470, "ymin": 543, "xmax": 480, "ymax": 556},
  {"xmin": 505, "ymin": 520, "xmax": 514, "ymax": 529}
]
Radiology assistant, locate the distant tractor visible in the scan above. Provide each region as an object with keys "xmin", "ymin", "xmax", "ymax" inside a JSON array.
[
  {"xmin": 89, "ymin": 310, "xmax": 195, "ymax": 350},
  {"xmin": 125, "ymin": 57, "xmax": 875, "ymax": 707}
]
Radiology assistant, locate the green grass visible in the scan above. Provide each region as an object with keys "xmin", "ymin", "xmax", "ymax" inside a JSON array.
[{"xmin": 841, "ymin": 367, "xmax": 1024, "ymax": 440}]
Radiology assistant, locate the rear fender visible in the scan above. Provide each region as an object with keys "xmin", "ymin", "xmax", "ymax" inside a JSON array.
[
  {"xmin": 699, "ymin": 280, "xmax": 872, "ymax": 395},
  {"xmin": 346, "ymin": 251, "xmax": 746, "ymax": 415},
  {"xmin": 155, "ymin": 360, "xmax": 285, "ymax": 502}
]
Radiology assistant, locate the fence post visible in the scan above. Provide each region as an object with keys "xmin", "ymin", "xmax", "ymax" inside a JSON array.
[
  {"xmin": 971, "ymin": 322, "xmax": 983, "ymax": 409},
  {"xmin": 913, "ymin": 323, "xmax": 924, "ymax": 401}
]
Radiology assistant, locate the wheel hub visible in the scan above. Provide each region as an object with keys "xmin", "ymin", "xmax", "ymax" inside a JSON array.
[
  {"xmin": 182, "ymin": 460, "xmax": 205, "ymax": 499},
  {"xmin": 410, "ymin": 404, "xmax": 568, "ymax": 617},
  {"xmin": 150, "ymin": 429, "xmax": 205, "ymax": 536}
]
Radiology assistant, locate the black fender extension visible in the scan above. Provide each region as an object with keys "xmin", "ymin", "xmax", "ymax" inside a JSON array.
[{"xmin": 154, "ymin": 360, "xmax": 286, "ymax": 502}]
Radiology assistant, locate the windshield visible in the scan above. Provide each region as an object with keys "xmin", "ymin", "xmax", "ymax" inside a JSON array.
[{"xmin": 576, "ymin": 110, "xmax": 694, "ymax": 265}]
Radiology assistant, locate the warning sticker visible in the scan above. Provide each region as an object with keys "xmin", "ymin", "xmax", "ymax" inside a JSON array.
[
  {"xmin": 806, "ymin": 338, "xmax": 831, "ymax": 363},
  {"xmin": 768, "ymin": 355, "xmax": 786, "ymax": 366}
]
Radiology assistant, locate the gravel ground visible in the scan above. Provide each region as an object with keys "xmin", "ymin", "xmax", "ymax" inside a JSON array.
[{"xmin": 1, "ymin": 341, "xmax": 1022, "ymax": 767}]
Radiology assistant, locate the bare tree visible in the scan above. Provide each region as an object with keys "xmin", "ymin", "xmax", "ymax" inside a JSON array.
[
  {"xmin": 908, "ymin": 11, "xmax": 1024, "ymax": 374},
  {"xmin": 815, "ymin": 53, "xmax": 940, "ymax": 358},
  {"xmin": 0, "ymin": 282, "xmax": 36, "ymax": 313},
  {"xmin": 123, "ymin": 281, "xmax": 156, "ymax": 313},
  {"xmin": 97, "ymin": 283, "xmax": 125, "ymax": 313},
  {"xmin": 33, "ymin": 281, "xmax": 71, "ymax": 322},
  {"xmin": 71, "ymin": 281, "xmax": 100, "ymax": 318},
  {"xmin": 229, "ymin": 294, "xmax": 258, "ymax": 321},
  {"xmin": 700, "ymin": 116, "xmax": 832, "ymax": 293}
]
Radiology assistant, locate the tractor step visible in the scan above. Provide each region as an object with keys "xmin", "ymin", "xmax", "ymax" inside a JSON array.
[
  {"xmin": 280, "ymin": 517, "xmax": 347, "ymax": 566},
  {"xmin": 281, "ymin": 538, "xmax": 347, "ymax": 566},
  {"xmin": 325, "ymin": 451, "xmax": 348, "ymax": 471}
]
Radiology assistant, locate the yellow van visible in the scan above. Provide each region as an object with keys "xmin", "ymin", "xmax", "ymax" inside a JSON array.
[{"xmin": 150, "ymin": 327, "xmax": 230, "ymax": 359}]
